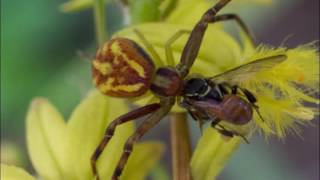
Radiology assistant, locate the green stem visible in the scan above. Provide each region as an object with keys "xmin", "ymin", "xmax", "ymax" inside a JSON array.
[{"xmin": 93, "ymin": 0, "xmax": 107, "ymax": 47}]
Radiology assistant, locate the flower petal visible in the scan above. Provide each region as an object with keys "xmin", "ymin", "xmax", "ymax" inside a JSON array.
[
  {"xmin": 65, "ymin": 90, "xmax": 134, "ymax": 179},
  {"xmin": 239, "ymin": 45, "xmax": 319, "ymax": 137},
  {"xmin": 191, "ymin": 128, "xmax": 242, "ymax": 180},
  {"xmin": 121, "ymin": 142, "xmax": 165, "ymax": 180},
  {"xmin": 26, "ymin": 98, "xmax": 68, "ymax": 180},
  {"xmin": 1, "ymin": 164, "xmax": 35, "ymax": 180}
]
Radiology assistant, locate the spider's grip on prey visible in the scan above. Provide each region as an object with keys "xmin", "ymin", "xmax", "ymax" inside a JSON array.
[{"xmin": 90, "ymin": 0, "xmax": 272, "ymax": 179}]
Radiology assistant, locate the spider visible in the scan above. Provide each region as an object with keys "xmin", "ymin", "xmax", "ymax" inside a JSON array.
[{"xmin": 90, "ymin": 0, "xmax": 280, "ymax": 179}]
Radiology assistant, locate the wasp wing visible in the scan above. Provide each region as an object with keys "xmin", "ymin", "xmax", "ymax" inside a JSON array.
[{"xmin": 207, "ymin": 55, "xmax": 287, "ymax": 85}]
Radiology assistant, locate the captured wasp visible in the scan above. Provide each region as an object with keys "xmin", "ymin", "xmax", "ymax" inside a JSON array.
[
  {"xmin": 90, "ymin": 0, "xmax": 286, "ymax": 179},
  {"xmin": 181, "ymin": 55, "xmax": 286, "ymax": 143}
]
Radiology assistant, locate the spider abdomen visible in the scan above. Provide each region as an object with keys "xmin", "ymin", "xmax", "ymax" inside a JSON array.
[{"xmin": 92, "ymin": 38, "xmax": 155, "ymax": 97}]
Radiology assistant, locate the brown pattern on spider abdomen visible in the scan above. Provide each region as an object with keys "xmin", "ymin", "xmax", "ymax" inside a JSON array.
[{"xmin": 92, "ymin": 38, "xmax": 155, "ymax": 97}]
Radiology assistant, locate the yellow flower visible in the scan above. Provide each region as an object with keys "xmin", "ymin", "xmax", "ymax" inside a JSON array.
[
  {"xmin": 109, "ymin": 2, "xmax": 318, "ymax": 179},
  {"xmin": 1, "ymin": 91, "xmax": 164, "ymax": 180}
]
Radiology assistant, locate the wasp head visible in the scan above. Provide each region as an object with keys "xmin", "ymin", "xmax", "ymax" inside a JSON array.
[{"xmin": 183, "ymin": 78, "xmax": 211, "ymax": 99}]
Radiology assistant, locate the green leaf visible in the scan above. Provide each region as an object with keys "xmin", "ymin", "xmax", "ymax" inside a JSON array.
[
  {"xmin": 191, "ymin": 128, "xmax": 242, "ymax": 180},
  {"xmin": 1, "ymin": 164, "xmax": 35, "ymax": 180},
  {"xmin": 26, "ymin": 98, "xmax": 68, "ymax": 180}
]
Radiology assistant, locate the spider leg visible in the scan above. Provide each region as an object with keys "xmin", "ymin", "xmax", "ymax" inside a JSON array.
[
  {"xmin": 176, "ymin": 0, "xmax": 231, "ymax": 77},
  {"xmin": 209, "ymin": 14, "xmax": 256, "ymax": 47},
  {"xmin": 176, "ymin": 1, "xmax": 255, "ymax": 77},
  {"xmin": 133, "ymin": 29, "xmax": 164, "ymax": 66},
  {"xmin": 112, "ymin": 103, "xmax": 172, "ymax": 180},
  {"xmin": 91, "ymin": 103, "xmax": 160, "ymax": 180},
  {"xmin": 165, "ymin": 30, "xmax": 190, "ymax": 66}
]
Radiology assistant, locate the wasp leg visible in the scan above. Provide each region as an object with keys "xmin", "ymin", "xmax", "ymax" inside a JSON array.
[
  {"xmin": 209, "ymin": 14, "xmax": 256, "ymax": 47},
  {"xmin": 112, "ymin": 105, "xmax": 171, "ymax": 180},
  {"xmin": 231, "ymin": 85, "xmax": 238, "ymax": 95},
  {"xmin": 217, "ymin": 84, "xmax": 229, "ymax": 96},
  {"xmin": 211, "ymin": 118, "xmax": 222, "ymax": 128},
  {"xmin": 189, "ymin": 109, "xmax": 206, "ymax": 135},
  {"xmin": 91, "ymin": 103, "xmax": 160, "ymax": 180},
  {"xmin": 240, "ymin": 88, "xmax": 265, "ymax": 122},
  {"xmin": 230, "ymin": 85, "xmax": 265, "ymax": 123},
  {"xmin": 165, "ymin": 30, "xmax": 190, "ymax": 66},
  {"xmin": 133, "ymin": 29, "xmax": 164, "ymax": 66},
  {"xmin": 211, "ymin": 120, "xmax": 250, "ymax": 144},
  {"xmin": 179, "ymin": 99, "xmax": 207, "ymax": 134},
  {"xmin": 178, "ymin": 99, "xmax": 204, "ymax": 135}
]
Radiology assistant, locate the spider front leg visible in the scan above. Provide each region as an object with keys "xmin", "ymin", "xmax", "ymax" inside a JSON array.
[
  {"xmin": 91, "ymin": 103, "xmax": 160, "ymax": 180},
  {"xmin": 112, "ymin": 102, "xmax": 172, "ymax": 180},
  {"xmin": 133, "ymin": 29, "xmax": 164, "ymax": 66},
  {"xmin": 209, "ymin": 14, "xmax": 256, "ymax": 47},
  {"xmin": 165, "ymin": 30, "xmax": 190, "ymax": 66},
  {"xmin": 176, "ymin": 0, "xmax": 232, "ymax": 77}
]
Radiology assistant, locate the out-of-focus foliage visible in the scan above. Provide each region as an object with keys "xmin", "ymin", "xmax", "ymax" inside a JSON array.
[{"xmin": 1, "ymin": 164, "xmax": 35, "ymax": 180}]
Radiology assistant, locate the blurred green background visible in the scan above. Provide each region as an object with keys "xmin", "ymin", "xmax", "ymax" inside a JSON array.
[{"xmin": 1, "ymin": 0, "xmax": 319, "ymax": 179}]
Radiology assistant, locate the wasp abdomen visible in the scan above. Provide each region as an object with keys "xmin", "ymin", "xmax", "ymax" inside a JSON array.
[
  {"xmin": 192, "ymin": 95, "xmax": 253, "ymax": 125},
  {"xmin": 220, "ymin": 95, "xmax": 253, "ymax": 124}
]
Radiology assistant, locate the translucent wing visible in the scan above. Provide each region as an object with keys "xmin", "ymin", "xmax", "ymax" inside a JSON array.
[{"xmin": 207, "ymin": 55, "xmax": 287, "ymax": 85}]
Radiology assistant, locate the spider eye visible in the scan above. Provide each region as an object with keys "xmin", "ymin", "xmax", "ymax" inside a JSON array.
[{"xmin": 92, "ymin": 38, "xmax": 155, "ymax": 97}]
